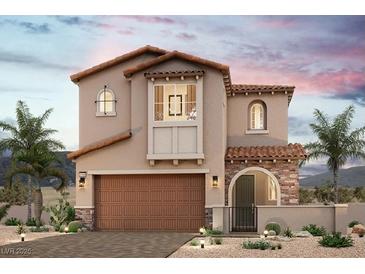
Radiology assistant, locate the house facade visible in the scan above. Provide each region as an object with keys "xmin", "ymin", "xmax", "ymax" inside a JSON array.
[{"xmin": 68, "ymin": 45, "xmax": 306, "ymax": 232}]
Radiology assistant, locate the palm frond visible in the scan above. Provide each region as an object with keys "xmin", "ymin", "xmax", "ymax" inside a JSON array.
[{"xmin": 41, "ymin": 167, "xmax": 68, "ymax": 192}]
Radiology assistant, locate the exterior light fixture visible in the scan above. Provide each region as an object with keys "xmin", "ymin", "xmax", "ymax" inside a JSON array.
[
  {"xmin": 79, "ymin": 171, "xmax": 87, "ymax": 188},
  {"xmin": 199, "ymin": 227, "xmax": 206, "ymax": 235},
  {"xmin": 263, "ymin": 230, "xmax": 269, "ymax": 238},
  {"xmin": 212, "ymin": 176, "xmax": 218, "ymax": 188},
  {"xmin": 200, "ymin": 239, "xmax": 205, "ymax": 249},
  {"xmin": 64, "ymin": 226, "xmax": 69, "ymax": 233},
  {"xmin": 20, "ymin": 233, "xmax": 25, "ymax": 242}
]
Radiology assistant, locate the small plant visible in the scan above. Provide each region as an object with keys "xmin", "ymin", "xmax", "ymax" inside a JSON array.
[
  {"xmin": 16, "ymin": 223, "xmax": 27, "ymax": 235},
  {"xmin": 0, "ymin": 204, "xmax": 10, "ymax": 221},
  {"xmin": 283, "ymin": 227, "xmax": 294, "ymax": 238},
  {"xmin": 265, "ymin": 222, "xmax": 281, "ymax": 236},
  {"xmin": 30, "ymin": 226, "xmax": 50, "ymax": 232},
  {"xmin": 271, "ymin": 246, "xmax": 276, "ymax": 250},
  {"xmin": 277, "ymin": 243, "xmax": 282, "ymax": 249},
  {"xmin": 46, "ymin": 194, "xmax": 75, "ymax": 231},
  {"xmin": 26, "ymin": 217, "xmax": 44, "ymax": 227},
  {"xmin": 214, "ymin": 238, "xmax": 223, "ymax": 245},
  {"xmin": 348, "ymin": 220, "xmax": 360, "ymax": 228},
  {"xmin": 319, "ymin": 232, "xmax": 353, "ymax": 248},
  {"xmin": 5, "ymin": 217, "xmax": 22, "ymax": 226},
  {"xmin": 243, "ymin": 240, "xmax": 271, "ymax": 250},
  {"xmin": 359, "ymin": 232, "xmax": 364, "ymax": 238},
  {"xmin": 190, "ymin": 239, "xmax": 199, "ymax": 246},
  {"xmin": 67, "ymin": 221, "xmax": 82, "ymax": 233},
  {"xmin": 302, "ymin": 224, "xmax": 327, "ymax": 236},
  {"xmin": 268, "ymin": 230, "xmax": 276, "ymax": 236},
  {"xmin": 204, "ymin": 228, "xmax": 223, "ymax": 236}
]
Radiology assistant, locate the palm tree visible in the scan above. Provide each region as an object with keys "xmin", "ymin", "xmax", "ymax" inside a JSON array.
[
  {"xmin": 0, "ymin": 101, "xmax": 65, "ymax": 220},
  {"xmin": 8, "ymin": 147, "xmax": 68, "ymax": 227},
  {"xmin": 303, "ymin": 105, "xmax": 365, "ymax": 203}
]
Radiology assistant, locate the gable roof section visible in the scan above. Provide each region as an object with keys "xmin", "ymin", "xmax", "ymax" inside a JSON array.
[
  {"xmin": 67, "ymin": 130, "xmax": 132, "ymax": 160},
  {"xmin": 231, "ymin": 84, "xmax": 295, "ymax": 104},
  {"xmin": 225, "ymin": 143, "xmax": 306, "ymax": 161},
  {"xmin": 123, "ymin": 50, "xmax": 232, "ymax": 93},
  {"xmin": 70, "ymin": 45, "xmax": 167, "ymax": 83}
]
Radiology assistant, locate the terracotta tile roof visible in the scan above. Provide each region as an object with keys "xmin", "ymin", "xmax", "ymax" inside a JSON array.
[
  {"xmin": 70, "ymin": 45, "xmax": 167, "ymax": 83},
  {"xmin": 144, "ymin": 70, "xmax": 205, "ymax": 79},
  {"xmin": 225, "ymin": 143, "xmax": 306, "ymax": 161},
  {"xmin": 123, "ymin": 51, "xmax": 232, "ymax": 93},
  {"xmin": 67, "ymin": 131, "xmax": 132, "ymax": 160},
  {"xmin": 230, "ymin": 84, "xmax": 295, "ymax": 104}
]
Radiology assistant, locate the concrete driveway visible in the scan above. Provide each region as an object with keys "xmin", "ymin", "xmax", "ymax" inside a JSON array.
[{"xmin": 0, "ymin": 232, "xmax": 194, "ymax": 258}]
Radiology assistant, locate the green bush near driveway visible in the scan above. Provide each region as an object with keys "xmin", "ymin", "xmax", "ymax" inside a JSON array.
[
  {"xmin": 5, "ymin": 217, "xmax": 22, "ymax": 226},
  {"xmin": 319, "ymin": 232, "xmax": 353, "ymax": 248},
  {"xmin": 204, "ymin": 228, "xmax": 223, "ymax": 236},
  {"xmin": 243, "ymin": 240, "xmax": 271, "ymax": 250},
  {"xmin": 68, "ymin": 221, "xmax": 82, "ymax": 233}
]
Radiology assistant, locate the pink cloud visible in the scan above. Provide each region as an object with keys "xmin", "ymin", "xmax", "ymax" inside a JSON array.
[
  {"xmin": 123, "ymin": 16, "xmax": 177, "ymax": 25},
  {"xmin": 176, "ymin": 32, "xmax": 196, "ymax": 41},
  {"xmin": 256, "ymin": 17, "xmax": 299, "ymax": 29}
]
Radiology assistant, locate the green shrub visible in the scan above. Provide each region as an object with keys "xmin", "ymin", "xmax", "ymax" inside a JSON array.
[
  {"xmin": 283, "ymin": 227, "xmax": 294, "ymax": 238},
  {"xmin": 190, "ymin": 239, "xmax": 199, "ymax": 246},
  {"xmin": 0, "ymin": 204, "xmax": 10, "ymax": 221},
  {"xmin": 302, "ymin": 224, "xmax": 327, "ymax": 236},
  {"xmin": 30, "ymin": 226, "xmax": 49, "ymax": 232},
  {"xmin": 214, "ymin": 238, "xmax": 223, "ymax": 245},
  {"xmin": 26, "ymin": 217, "xmax": 44, "ymax": 227},
  {"xmin": 16, "ymin": 223, "xmax": 27, "ymax": 235},
  {"xmin": 68, "ymin": 221, "xmax": 82, "ymax": 233},
  {"xmin": 243, "ymin": 240, "xmax": 271, "ymax": 250},
  {"xmin": 348, "ymin": 220, "xmax": 360, "ymax": 228},
  {"xmin": 265, "ymin": 223, "xmax": 281, "ymax": 235},
  {"xmin": 299, "ymin": 188, "xmax": 315, "ymax": 204},
  {"xmin": 46, "ymin": 194, "xmax": 75, "ymax": 230},
  {"xmin": 204, "ymin": 228, "xmax": 223, "ymax": 236},
  {"xmin": 5, "ymin": 217, "xmax": 22, "ymax": 226},
  {"xmin": 319, "ymin": 232, "xmax": 353, "ymax": 248},
  {"xmin": 268, "ymin": 230, "xmax": 276, "ymax": 236},
  {"xmin": 0, "ymin": 180, "xmax": 28, "ymax": 206}
]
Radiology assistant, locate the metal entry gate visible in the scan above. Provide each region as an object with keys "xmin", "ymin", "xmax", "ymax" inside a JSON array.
[{"xmin": 229, "ymin": 206, "xmax": 257, "ymax": 232}]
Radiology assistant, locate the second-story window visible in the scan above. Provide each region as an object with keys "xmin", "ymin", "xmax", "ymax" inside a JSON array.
[
  {"xmin": 154, "ymin": 84, "xmax": 196, "ymax": 121},
  {"xmin": 96, "ymin": 87, "xmax": 116, "ymax": 116},
  {"xmin": 250, "ymin": 101, "xmax": 266, "ymax": 129}
]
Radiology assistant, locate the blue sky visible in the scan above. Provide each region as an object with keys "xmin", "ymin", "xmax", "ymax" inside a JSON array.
[{"xmin": 0, "ymin": 16, "xmax": 364, "ymax": 175}]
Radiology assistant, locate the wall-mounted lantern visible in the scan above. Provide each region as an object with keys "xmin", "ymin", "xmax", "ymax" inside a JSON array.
[
  {"xmin": 79, "ymin": 171, "xmax": 87, "ymax": 188},
  {"xmin": 212, "ymin": 176, "xmax": 219, "ymax": 188}
]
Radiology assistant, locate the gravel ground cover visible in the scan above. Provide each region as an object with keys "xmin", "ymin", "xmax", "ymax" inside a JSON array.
[
  {"xmin": 169, "ymin": 235, "xmax": 365, "ymax": 258},
  {"xmin": 0, "ymin": 225, "xmax": 61, "ymax": 246}
]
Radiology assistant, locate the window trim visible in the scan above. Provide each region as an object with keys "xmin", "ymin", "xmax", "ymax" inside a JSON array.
[
  {"xmin": 247, "ymin": 100, "xmax": 267, "ymax": 132},
  {"xmin": 96, "ymin": 87, "xmax": 117, "ymax": 117}
]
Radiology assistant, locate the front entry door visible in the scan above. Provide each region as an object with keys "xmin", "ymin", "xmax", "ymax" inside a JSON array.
[{"xmin": 232, "ymin": 175, "xmax": 257, "ymax": 232}]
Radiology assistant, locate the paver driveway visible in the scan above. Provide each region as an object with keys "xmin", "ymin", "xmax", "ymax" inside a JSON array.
[{"xmin": 0, "ymin": 232, "xmax": 194, "ymax": 258}]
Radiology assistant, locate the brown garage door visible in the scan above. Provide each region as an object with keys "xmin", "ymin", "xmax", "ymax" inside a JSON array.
[{"xmin": 94, "ymin": 174, "xmax": 205, "ymax": 232}]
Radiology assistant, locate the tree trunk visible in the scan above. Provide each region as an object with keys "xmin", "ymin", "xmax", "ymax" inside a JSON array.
[
  {"xmin": 27, "ymin": 176, "xmax": 32, "ymax": 220},
  {"xmin": 333, "ymin": 168, "xmax": 339, "ymax": 204},
  {"xmin": 33, "ymin": 189, "xmax": 43, "ymax": 228}
]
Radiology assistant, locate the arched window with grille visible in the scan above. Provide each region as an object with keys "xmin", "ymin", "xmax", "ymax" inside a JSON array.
[
  {"xmin": 96, "ymin": 87, "xmax": 116, "ymax": 116},
  {"xmin": 249, "ymin": 101, "xmax": 266, "ymax": 130}
]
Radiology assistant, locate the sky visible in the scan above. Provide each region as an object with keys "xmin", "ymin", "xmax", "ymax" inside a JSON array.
[{"xmin": 0, "ymin": 16, "xmax": 364, "ymax": 175}]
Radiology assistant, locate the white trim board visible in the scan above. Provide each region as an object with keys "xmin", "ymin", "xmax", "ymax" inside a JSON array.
[{"xmin": 87, "ymin": 169, "xmax": 210, "ymax": 175}]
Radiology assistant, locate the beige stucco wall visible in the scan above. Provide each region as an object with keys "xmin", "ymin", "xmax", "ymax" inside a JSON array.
[
  {"xmin": 227, "ymin": 93, "xmax": 289, "ymax": 146},
  {"xmin": 74, "ymin": 58, "xmax": 227, "ymax": 208}
]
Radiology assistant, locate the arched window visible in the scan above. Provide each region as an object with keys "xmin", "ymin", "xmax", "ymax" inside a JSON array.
[
  {"xmin": 96, "ymin": 87, "xmax": 116, "ymax": 116},
  {"xmin": 268, "ymin": 178, "xmax": 277, "ymax": 201},
  {"xmin": 249, "ymin": 101, "xmax": 266, "ymax": 130}
]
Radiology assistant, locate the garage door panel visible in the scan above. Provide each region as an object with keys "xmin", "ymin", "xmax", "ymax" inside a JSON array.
[{"xmin": 94, "ymin": 174, "xmax": 205, "ymax": 232}]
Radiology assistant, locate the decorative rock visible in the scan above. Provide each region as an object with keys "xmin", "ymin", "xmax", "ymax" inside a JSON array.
[
  {"xmin": 352, "ymin": 224, "xmax": 365, "ymax": 235},
  {"xmin": 293, "ymin": 231, "xmax": 313, "ymax": 238}
]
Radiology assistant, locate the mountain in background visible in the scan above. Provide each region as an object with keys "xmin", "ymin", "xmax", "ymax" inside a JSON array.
[
  {"xmin": 300, "ymin": 166, "xmax": 365, "ymax": 187},
  {"xmin": 0, "ymin": 151, "xmax": 75, "ymax": 187}
]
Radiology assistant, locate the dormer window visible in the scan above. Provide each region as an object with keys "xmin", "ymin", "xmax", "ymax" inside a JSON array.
[{"xmin": 96, "ymin": 86, "xmax": 116, "ymax": 116}]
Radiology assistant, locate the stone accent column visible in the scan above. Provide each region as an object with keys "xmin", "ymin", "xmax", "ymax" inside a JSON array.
[
  {"xmin": 75, "ymin": 208, "xmax": 95, "ymax": 230},
  {"xmin": 205, "ymin": 208, "xmax": 213, "ymax": 229},
  {"xmin": 225, "ymin": 160, "xmax": 300, "ymax": 206}
]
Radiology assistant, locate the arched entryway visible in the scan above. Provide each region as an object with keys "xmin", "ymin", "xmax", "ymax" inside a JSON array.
[{"xmin": 228, "ymin": 167, "xmax": 281, "ymax": 232}]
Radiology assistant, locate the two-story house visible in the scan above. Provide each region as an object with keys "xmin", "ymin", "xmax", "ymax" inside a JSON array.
[{"xmin": 67, "ymin": 45, "xmax": 306, "ymax": 233}]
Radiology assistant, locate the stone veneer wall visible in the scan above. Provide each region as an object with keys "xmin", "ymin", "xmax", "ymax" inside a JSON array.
[
  {"xmin": 205, "ymin": 208, "xmax": 213, "ymax": 229},
  {"xmin": 75, "ymin": 208, "xmax": 95, "ymax": 230},
  {"xmin": 225, "ymin": 160, "xmax": 300, "ymax": 205}
]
